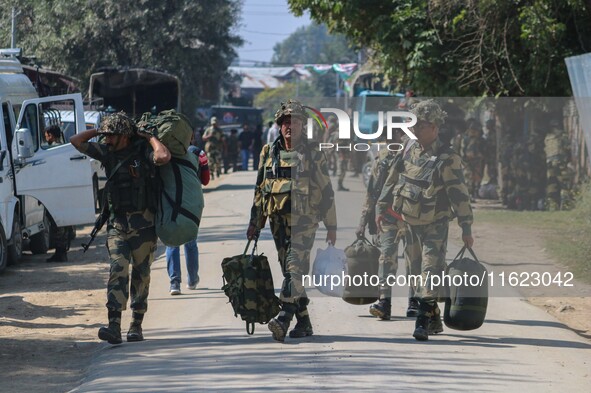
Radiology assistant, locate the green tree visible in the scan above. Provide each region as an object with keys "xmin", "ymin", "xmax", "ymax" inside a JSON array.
[
  {"xmin": 254, "ymin": 82, "xmax": 322, "ymax": 122},
  {"xmin": 288, "ymin": 0, "xmax": 591, "ymax": 96},
  {"xmin": 0, "ymin": 0, "xmax": 243, "ymax": 117},
  {"xmin": 272, "ymin": 23, "xmax": 357, "ymax": 96}
]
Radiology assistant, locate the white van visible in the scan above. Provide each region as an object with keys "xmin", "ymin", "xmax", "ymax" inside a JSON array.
[
  {"xmin": 0, "ymin": 52, "xmax": 95, "ymax": 273},
  {"xmin": 58, "ymin": 110, "xmax": 106, "ymax": 211}
]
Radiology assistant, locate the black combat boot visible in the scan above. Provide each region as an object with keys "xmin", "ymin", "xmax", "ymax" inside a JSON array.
[
  {"xmin": 98, "ymin": 310, "xmax": 122, "ymax": 345},
  {"xmin": 289, "ymin": 298, "xmax": 313, "ymax": 338},
  {"xmin": 127, "ymin": 312, "xmax": 144, "ymax": 342},
  {"xmin": 46, "ymin": 247, "xmax": 68, "ymax": 263},
  {"xmin": 413, "ymin": 315, "xmax": 430, "ymax": 341},
  {"xmin": 369, "ymin": 298, "xmax": 391, "ymax": 320},
  {"xmin": 413, "ymin": 301, "xmax": 435, "ymax": 341},
  {"xmin": 337, "ymin": 181, "xmax": 349, "ymax": 191},
  {"xmin": 428, "ymin": 304, "xmax": 443, "ymax": 335},
  {"xmin": 268, "ymin": 302, "xmax": 297, "ymax": 342},
  {"xmin": 406, "ymin": 298, "xmax": 419, "ymax": 318}
]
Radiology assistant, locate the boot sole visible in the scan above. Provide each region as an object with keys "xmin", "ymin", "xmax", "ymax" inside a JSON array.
[
  {"xmin": 268, "ymin": 319, "xmax": 287, "ymax": 342},
  {"xmin": 288, "ymin": 330, "xmax": 313, "ymax": 338},
  {"xmin": 413, "ymin": 327, "xmax": 429, "ymax": 341},
  {"xmin": 127, "ymin": 334, "xmax": 144, "ymax": 342},
  {"xmin": 98, "ymin": 328, "xmax": 122, "ymax": 345},
  {"xmin": 369, "ymin": 307, "xmax": 391, "ymax": 320}
]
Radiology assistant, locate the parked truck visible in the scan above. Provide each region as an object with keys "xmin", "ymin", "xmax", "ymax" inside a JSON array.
[{"xmin": 0, "ymin": 50, "xmax": 95, "ymax": 273}]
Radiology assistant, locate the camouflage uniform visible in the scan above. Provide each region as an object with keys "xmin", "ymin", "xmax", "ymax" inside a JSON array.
[
  {"xmin": 526, "ymin": 129, "xmax": 547, "ymax": 210},
  {"xmin": 377, "ymin": 100, "xmax": 473, "ymax": 341},
  {"xmin": 75, "ymin": 113, "xmax": 159, "ymax": 344},
  {"xmin": 484, "ymin": 121, "xmax": 498, "ymax": 184},
  {"xmin": 460, "ymin": 128, "xmax": 486, "ymax": 198},
  {"xmin": 357, "ymin": 148, "xmax": 407, "ymax": 319},
  {"xmin": 545, "ymin": 124, "xmax": 572, "ymax": 210},
  {"xmin": 249, "ymin": 99, "xmax": 337, "ymax": 342},
  {"xmin": 203, "ymin": 118, "xmax": 225, "ymax": 179}
]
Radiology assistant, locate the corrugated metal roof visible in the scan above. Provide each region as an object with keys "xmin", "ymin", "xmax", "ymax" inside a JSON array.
[{"xmin": 229, "ymin": 67, "xmax": 310, "ymax": 90}]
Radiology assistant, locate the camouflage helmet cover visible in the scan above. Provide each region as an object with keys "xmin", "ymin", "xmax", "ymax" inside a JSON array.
[
  {"xmin": 98, "ymin": 112, "xmax": 137, "ymax": 136},
  {"xmin": 410, "ymin": 99, "xmax": 447, "ymax": 126},
  {"xmin": 274, "ymin": 99, "xmax": 308, "ymax": 126}
]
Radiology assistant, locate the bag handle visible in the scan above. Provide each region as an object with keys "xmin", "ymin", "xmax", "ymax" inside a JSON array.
[
  {"xmin": 243, "ymin": 238, "xmax": 259, "ymax": 259},
  {"xmin": 452, "ymin": 246, "xmax": 480, "ymax": 263}
]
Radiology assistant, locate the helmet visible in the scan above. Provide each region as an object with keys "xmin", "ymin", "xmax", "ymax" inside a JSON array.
[
  {"xmin": 98, "ymin": 112, "xmax": 137, "ymax": 136},
  {"xmin": 410, "ymin": 99, "xmax": 447, "ymax": 126},
  {"xmin": 274, "ymin": 99, "xmax": 308, "ymax": 126}
]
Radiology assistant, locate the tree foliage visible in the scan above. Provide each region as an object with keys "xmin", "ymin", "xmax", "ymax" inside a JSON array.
[
  {"xmin": 0, "ymin": 0, "xmax": 243, "ymax": 116},
  {"xmin": 254, "ymin": 82, "xmax": 321, "ymax": 122},
  {"xmin": 271, "ymin": 23, "xmax": 357, "ymax": 97},
  {"xmin": 288, "ymin": 0, "xmax": 591, "ymax": 96}
]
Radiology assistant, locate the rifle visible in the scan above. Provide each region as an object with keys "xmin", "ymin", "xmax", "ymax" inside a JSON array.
[
  {"xmin": 80, "ymin": 146, "xmax": 137, "ymax": 253},
  {"xmin": 82, "ymin": 202, "xmax": 109, "ymax": 253}
]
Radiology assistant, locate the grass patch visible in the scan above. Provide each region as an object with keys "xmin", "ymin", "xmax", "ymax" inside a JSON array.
[{"xmin": 475, "ymin": 186, "xmax": 591, "ymax": 284}]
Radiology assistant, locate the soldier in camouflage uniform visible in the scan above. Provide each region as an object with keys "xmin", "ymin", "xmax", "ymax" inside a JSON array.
[
  {"xmin": 247, "ymin": 99, "xmax": 337, "ymax": 342},
  {"xmin": 459, "ymin": 119, "xmax": 486, "ymax": 199},
  {"xmin": 526, "ymin": 127, "xmax": 547, "ymax": 210},
  {"xmin": 71, "ymin": 112, "xmax": 171, "ymax": 345},
  {"xmin": 484, "ymin": 119, "xmax": 498, "ymax": 184},
  {"xmin": 376, "ymin": 100, "xmax": 474, "ymax": 341},
  {"xmin": 545, "ymin": 120, "xmax": 572, "ymax": 210},
  {"xmin": 203, "ymin": 116, "xmax": 225, "ymax": 179},
  {"xmin": 356, "ymin": 133, "xmax": 420, "ymax": 320}
]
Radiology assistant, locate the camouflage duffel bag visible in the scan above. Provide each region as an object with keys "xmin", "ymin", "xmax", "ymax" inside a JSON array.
[{"xmin": 221, "ymin": 240, "xmax": 281, "ymax": 334}]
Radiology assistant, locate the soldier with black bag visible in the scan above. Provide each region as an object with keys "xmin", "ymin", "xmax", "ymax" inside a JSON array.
[
  {"xmin": 377, "ymin": 100, "xmax": 474, "ymax": 341},
  {"xmin": 247, "ymin": 99, "xmax": 337, "ymax": 342},
  {"xmin": 71, "ymin": 112, "xmax": 171, "ymax": 345}
]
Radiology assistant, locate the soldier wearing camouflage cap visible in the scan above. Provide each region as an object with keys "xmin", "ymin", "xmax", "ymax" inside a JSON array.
[
  {"xmin": 203, "ymin": 116, "xmax": 224, "ymax": 179},
  {"xmin": 247, "ymin": 99, "xmax": 337, "ymax": 342},
  {"xmin": 71, "ymin": 112, "xmax": 171, "ymax": 345},
  {"xmin": 376, "ymin": 99, "xmax": 474, "ymax": 341}
]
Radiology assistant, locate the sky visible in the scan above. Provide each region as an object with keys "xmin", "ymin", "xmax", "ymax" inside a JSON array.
[{"xmin": 236, "ymin": 0, "xmax": 311, "ymax": 65}]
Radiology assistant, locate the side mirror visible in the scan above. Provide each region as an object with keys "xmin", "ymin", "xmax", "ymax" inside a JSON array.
[{"xmin": 15, "ymin": 128, "xmax": 34, "ymax": 161}]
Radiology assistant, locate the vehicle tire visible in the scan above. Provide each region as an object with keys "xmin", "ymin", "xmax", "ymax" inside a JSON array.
[
  {"xmin": 0, "ymin": 221, "xmax": 8, "ymax": 274},
  {"xmin": 7, "ymin": 216, "xmax": 23, "ymax": 265},
  {"xmin": 29, "ymin": 211, "xmax": 50, "ymax": 255}
]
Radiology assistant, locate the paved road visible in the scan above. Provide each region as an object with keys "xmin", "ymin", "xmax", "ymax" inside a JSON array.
[{"xmin": 71, "ymin": 171, "xmax": 591, "ymax": 392}]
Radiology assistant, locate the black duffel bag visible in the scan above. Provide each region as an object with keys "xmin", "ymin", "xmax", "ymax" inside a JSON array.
[
  {"xmin": 342, "ymin": 237, "xmax": 380, "ymax": 305},
  {"xmin": 444, "ymin": 246, "xmax": 488, "ymax": 331}
]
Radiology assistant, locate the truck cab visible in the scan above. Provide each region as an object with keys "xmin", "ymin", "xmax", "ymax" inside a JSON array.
[{"xmin": 0, "ymin": 53, "xmax": 94, "ymax": 273}]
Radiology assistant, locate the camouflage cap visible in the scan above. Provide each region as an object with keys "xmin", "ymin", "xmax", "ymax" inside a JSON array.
[
  {"xmin": 274, "ymin": 99, "xmax": 308, "ymax": 126},
  {"xmin": 98, "ymin": 112, "xmax": 137, "ymax": 136},
  {"xmin": 410, "ymin": 99, "xmax": 447, "ymax": 126}
]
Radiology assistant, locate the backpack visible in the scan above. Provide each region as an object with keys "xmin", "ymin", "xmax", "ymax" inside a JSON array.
[
  {"xmin": 221, "ymin": 240, "xmax": 281, "ymax": 334},
  {"xmin": 137, "ymin": 110, "xmax": 203, "ymax": 246},
  {"xmin": 444, "ymin": 247, "xmax": 488, "ymax": 331},
  {"xmin": 155, "ymin": 151, "xmax": 204, "ymax": 247},
  {"xmin": 341, "ymin": 237, "xmax": 381, "ymax": 305},
  {"xmin": 138, "ymin": 109, "xmax": 193, "ymax": 158}
]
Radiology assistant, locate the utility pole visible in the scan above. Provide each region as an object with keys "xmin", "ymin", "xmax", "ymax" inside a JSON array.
[{"xmin": 11, "ymin": 7, "xmax": 17, "ymax": 48}]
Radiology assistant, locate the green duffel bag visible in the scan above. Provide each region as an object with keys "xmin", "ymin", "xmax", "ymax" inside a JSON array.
[
  {"xmin": 137, "ymin": 109, "xmax": 193, "ymax": 158},
  {"xmin": 155, "ymin": 151, "xmax": 204, "ymax": 247},
  {"xmin": 342, "ymin": 237, "xmax": 381, "ymax": 305},
  {"xmin": 444, "ymin": 247, "xmax": 488, "ymax": 331},
  {"xmin": 221, "ymin": 240, "xmax": 281, "ymax": 334}
]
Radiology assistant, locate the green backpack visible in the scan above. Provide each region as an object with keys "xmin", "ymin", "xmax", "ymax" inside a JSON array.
[
  {"xmin": 155, "ymin": 151, "xmax": 204, "ymax": 247},
  {"xmin": 221, "ymin": 240, "xmax": 281, "ymax": 334},
  {"xmin": 138, "ymin": 109, "xmax": 193, "ymax": 158}
]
